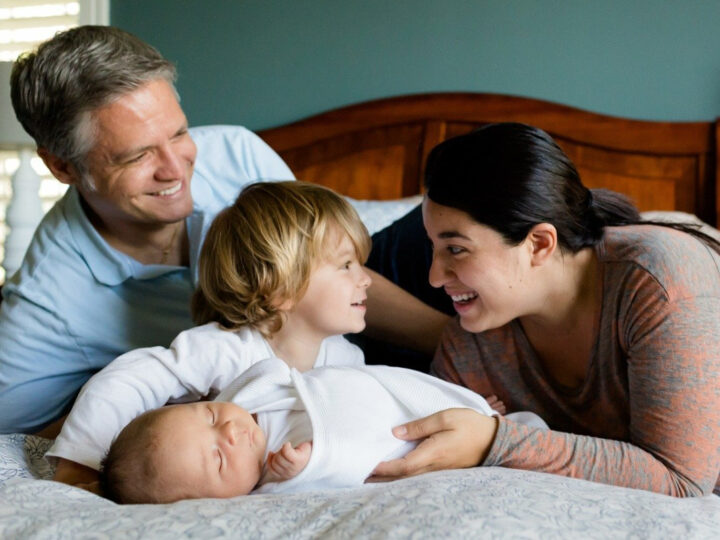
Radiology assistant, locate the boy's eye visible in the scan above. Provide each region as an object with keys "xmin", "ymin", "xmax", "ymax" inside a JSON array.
[{"xmin": 217, "ymin": 449, "xmax": 223, "ymax": 471}]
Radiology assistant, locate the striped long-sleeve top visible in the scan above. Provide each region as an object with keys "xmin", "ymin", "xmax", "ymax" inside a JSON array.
[{"xmin": 432, "ymin": 225, "xmax": 720, "ymax": 497}]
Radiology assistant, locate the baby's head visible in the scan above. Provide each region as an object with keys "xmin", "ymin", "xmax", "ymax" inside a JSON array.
[
  {"xmin": 191, "ymin": 181, "xmax": 371, "ymax": 336},
  {"xmin": 101, "ymin": 401, "xmax": 266, "ymax": 503}
]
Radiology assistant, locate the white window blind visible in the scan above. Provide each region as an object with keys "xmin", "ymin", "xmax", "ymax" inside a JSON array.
[
  {"xmin": 0, "ymin": 0, "xmax": 107, "ymax": 283},
  {"xmin": 0, "ymin": 1, "xmax": 80, "ymax": 62}
]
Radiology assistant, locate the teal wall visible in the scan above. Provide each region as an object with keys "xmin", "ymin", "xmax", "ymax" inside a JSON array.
[{"xmin": 111, "ymin": 1, "xmax": 720, "ymax": 130}]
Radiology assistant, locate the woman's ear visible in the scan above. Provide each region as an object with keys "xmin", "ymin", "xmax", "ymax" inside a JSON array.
[
  {"xmin": 526, "ymin": 223, "xmax": 557, "ymax": 266},
  {"xmin": 37, "ymin": 148, "xmax": 80, "ymax": 186}
]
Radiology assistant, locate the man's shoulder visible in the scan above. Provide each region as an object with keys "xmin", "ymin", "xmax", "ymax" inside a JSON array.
[
  {"xmin": 4, "ymin": 190, "xmax": 88, "ymax": 297},
  {"xmin": 189, "ymin": 125, "xmax": 294, "ymax": 209},
  {"xmin": 189, "ymin": 124, "xmax": 255, "ymax": 142}
]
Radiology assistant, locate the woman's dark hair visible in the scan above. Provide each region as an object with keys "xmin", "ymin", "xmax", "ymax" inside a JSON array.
[{"xmin": 424, "ymin": 122, "xmax": 720, "ymax": 253}]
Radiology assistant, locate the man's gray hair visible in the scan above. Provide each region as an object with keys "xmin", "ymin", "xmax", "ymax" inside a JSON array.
[{"xmin": 10, "ymin": 25, "xmax": 177, "ymax": 179}]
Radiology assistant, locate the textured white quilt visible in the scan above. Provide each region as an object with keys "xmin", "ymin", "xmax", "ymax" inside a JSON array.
[{"xmin": 2, "ymin": 434, "xmax": 719, "ymax": 539}]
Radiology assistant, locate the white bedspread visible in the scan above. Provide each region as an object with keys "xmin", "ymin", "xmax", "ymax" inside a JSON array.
[{"xmin": 2, "ymin": 434, "xmax": 719, "ymax": 539}]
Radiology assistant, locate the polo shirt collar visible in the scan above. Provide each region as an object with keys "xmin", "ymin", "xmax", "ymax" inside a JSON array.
[{"xmin": 65, "ymin": 187, "xmax": 187, "ymax": 286}]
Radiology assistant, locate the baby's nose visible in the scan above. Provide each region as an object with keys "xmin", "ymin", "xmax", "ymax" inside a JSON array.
[{"xmin": 223, "ymin": 421, "xmax": 238, "ymax": 445}]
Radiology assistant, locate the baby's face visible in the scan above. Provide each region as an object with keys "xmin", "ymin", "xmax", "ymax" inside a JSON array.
[{"xmin": 152, "ymin": 401, "xmax": 267, "ymax": 500}]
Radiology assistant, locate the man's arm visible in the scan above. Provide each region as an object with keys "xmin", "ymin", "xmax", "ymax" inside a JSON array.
[
  {"xmin": 0, "ymin": 293, "xmax": 91, "ymax": 434},
  {"xmin": 364, "ymin": 269, "xmax": 450, "ymax": 356}
]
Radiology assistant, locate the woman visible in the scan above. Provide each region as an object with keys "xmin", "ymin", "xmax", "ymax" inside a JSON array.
[{"xmin": 372, "ymin": 123, "xmax": 720, "ymax": 497}]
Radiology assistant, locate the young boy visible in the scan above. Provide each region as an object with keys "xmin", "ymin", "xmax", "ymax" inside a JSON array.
[{"xmin": 47, "ymin": 181, "xmax": 544, "ymax": 503}]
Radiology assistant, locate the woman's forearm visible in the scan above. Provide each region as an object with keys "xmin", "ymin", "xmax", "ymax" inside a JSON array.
[{"xmin": 485, "ymin": 418, "xmax": 710, "ymax": 497}]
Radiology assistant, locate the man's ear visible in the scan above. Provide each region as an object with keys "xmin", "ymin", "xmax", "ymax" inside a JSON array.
[
  {"xmin": 37, "ymin": 148, "xmax": 80, "ymax": 186},
  {"xmin": 526, "ymin": 223, "xmax": 557, "ymax": 266}
]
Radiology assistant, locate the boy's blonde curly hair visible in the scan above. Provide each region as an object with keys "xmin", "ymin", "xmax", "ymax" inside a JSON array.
[{"xmin": 191, "ymin": 181, "xmax": 371, "ymax": 336}]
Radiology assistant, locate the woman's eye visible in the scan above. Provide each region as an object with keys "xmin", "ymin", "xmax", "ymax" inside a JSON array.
[{"xmin": 448, "ymin": 246, "xmax": 465, "ymax": 255}]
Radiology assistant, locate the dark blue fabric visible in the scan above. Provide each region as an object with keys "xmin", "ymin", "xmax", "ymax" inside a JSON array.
[{"xmin": 350, "ymin": 205, "xmax": 454, "ymax": 372}]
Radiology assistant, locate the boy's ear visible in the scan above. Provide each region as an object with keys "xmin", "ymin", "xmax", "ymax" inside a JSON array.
[
  {"xmin": 37, "ymin": 148, "xmax": 80, "ymax": 186},
  {"xmin": 274, "ymin": 296, "xmax": 295, "ymax": 312},
  {"xmin": 526, "ymin": 223, "xmax": 557, "ymax": 266}
]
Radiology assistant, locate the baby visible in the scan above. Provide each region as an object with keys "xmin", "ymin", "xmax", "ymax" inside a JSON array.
[
  {"xmin": 48, "ymin": 181, "xmax": 545, "ymax": 503},
  {"xmin": 102, "ymin": 358, "xmax": 546, "ymax": 503}
]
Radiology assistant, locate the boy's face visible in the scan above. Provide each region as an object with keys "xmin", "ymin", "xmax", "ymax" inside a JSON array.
[
  {"xmin": 151, "ymin": 401, "xmax": 267, "ymax": 500},
  {"xmin": 290, "ymin": 230, "xmax": 372, "ymax": 339}
]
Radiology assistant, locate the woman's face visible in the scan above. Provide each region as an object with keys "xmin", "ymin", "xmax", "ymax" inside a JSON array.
[{"xmin": 422, "ymin": 198, "xmax": 532, "ymax": 333}]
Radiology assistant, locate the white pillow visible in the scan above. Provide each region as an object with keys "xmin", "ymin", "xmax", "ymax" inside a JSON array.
[
  {"xmin": 346, "ymin": 195, "xmax": 422, "ymax": 236},
  {"xmin": 346, "ymin": 206, "xmax": 720, "ymax": 240}
]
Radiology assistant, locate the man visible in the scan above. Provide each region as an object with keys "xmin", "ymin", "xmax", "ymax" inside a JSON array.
[{"xmin": 0, "ymin": 26, "xmax": 448, "ymax": 484}]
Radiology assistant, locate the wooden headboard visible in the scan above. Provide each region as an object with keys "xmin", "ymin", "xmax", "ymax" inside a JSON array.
[{"xmin": 258, "ymin": 93, "xmax": 718, "ymax": 227}]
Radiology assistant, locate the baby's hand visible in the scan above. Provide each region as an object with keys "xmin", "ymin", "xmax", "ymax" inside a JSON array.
[
  {"xmin": 259, "ymin": 441, "xmax": 313, "ymax": 485},
  {"xmin": 486, "ymin": 394, "xmax": 506, "ymax": 415}
]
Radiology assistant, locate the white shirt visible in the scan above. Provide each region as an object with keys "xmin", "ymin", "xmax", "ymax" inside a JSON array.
[{"xmin": 47, "ymin": 323, "xmax": 363, "ymax": 469}]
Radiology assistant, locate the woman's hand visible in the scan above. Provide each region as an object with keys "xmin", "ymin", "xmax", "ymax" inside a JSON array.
[{"xmin": 368, "ymin": 408, "xmax": 498, "ymax": 482}]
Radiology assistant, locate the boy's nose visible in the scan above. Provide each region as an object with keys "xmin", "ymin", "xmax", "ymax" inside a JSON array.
[{"xmin": 359, "ymin": 269, "xmax": 372, "ymax": 288}]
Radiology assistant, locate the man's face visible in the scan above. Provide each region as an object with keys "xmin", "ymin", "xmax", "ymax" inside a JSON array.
[
  {"xmin": 78, "ymin": 79, "xmax": 197, "ymax": 232},
  {"xmin": 152, "ymin": 401, "xmax": 267, "ymax": 501}
]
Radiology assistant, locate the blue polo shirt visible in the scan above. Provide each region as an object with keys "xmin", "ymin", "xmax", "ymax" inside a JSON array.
[{"xmin": 0, "ymin": 126, "xmax": 293, "ymax": 433}]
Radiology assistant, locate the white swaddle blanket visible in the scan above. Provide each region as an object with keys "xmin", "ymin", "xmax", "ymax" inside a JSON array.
[{"xmin": 216, "ymin": 358, "xmax": 547, "ymax": 494}]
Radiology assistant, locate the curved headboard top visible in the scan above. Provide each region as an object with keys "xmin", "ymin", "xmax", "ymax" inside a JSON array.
[{"xmin": 258, "ymin": 93, "xmax": 717, "ymax": 226}]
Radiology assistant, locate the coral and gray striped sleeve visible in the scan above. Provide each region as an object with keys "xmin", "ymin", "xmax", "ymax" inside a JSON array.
[{"xmin": 431, "ymin": 226, "xmax": 720, "ymax": 497}]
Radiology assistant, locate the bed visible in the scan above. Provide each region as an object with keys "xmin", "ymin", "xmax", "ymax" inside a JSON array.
[{"xmin": 2, "ymin": 93, "xmax": 720, "ymax": 538}]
